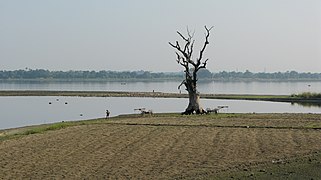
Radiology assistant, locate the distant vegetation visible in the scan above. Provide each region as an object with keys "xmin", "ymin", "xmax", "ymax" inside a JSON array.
[
  {"xmin": 212, "ymin": 70, "xmax": 321, "ymax": 81},
  {"xmin": 0, "ymin": 69, "xmax": 182, "ymax": 80},
  {"xmin": 0, "ymin": 69, "xmax": 321, "ymax": 81},
  {"xmin": 291, "ymin": 92, "xmax": 321, "ymax": 99}
]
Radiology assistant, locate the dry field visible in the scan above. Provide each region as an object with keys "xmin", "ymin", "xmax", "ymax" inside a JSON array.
[{"xmin": 1, "ymin": 113, "xmax": 321, "ymax": 179}]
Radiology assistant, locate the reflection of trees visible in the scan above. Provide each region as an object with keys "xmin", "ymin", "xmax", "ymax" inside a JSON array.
[{"xmin": 291, "ymin": 102, "xmax": 321, "ymax": 108}]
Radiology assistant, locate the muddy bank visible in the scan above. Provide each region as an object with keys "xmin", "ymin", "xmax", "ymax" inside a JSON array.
[{"xmin": 0, "ymin": 90, "xmax": 320, "ymax": 105}]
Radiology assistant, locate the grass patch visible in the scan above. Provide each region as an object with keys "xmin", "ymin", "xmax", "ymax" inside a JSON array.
[
  {"xmin": 17, "ymin": 123, "xmax": 71, "ymax": 136},
  {"xmin": 21, "ymin": 128, "xmax": 43, "ymax": 135},
  {"xmin": 291, "ymin": 92, "xmax": 321, "ymax": 99},
  {"xmin": 214, "ymin": 152, "xmax": 321, "ymax": 180},
  {"xmin": 0, "ymin": 120, "xmax": 99, "ymax": 141},
  {"xmin": 304, "ymin": 123, "xmax": 321, "ymax": 129}
]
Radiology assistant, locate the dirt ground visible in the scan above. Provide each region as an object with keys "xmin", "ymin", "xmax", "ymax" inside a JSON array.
[{"xmin": 1, "ymin": 113, "xmax": 321, "ymax": 179}]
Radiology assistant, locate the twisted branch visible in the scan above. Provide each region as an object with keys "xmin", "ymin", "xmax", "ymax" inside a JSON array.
[{"xmin": 169, "ymin": 25, "xmax": 213, "ymax": 88}]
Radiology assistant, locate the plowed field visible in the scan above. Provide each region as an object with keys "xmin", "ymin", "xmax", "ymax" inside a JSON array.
[{"xmin": 1, "ymin": 113, "xmax": 321, "ymax": 179}]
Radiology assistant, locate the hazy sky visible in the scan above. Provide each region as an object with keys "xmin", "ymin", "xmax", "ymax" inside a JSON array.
[{"xmin": 1, "ymin": 0, "xmax": 320, "ymax": 72}]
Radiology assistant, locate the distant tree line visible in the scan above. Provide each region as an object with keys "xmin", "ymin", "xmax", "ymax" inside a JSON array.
[
  {"xmin": 211, "ymin": 70, "xmax": 321, "ymax": 80},
  {"xmin": 0, "ymin": 69, "xmax": 182, "ymax": 80},
  {"xmin": 0, "ymin": 69, "xmax": 320, "ymax": 81}
]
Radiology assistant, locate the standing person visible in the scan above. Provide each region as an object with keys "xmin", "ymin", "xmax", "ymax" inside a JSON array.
[{"xmin": 106, "ymin": 110, "xmax": 110, "ymax": 119}]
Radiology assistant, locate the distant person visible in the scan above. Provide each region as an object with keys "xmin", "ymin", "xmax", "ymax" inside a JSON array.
[{"xmin": 106, "ymin": 110, "xmax": 110, "ymax": 119}]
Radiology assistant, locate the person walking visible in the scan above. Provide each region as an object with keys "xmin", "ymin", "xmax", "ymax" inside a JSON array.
[{"xmin": 106, "ymin": 110, "xmax": 110, "ymax": 119}]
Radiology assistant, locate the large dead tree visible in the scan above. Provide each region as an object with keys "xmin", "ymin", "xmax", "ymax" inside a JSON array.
[{"xmin": 169, "ymin": 26, "xmax": 213, "ymax": 115}]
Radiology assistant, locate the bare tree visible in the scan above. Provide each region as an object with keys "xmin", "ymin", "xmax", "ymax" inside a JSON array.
[{"xmin": 169, "ymin": 26, "xmax": 213, "ymax": 115}]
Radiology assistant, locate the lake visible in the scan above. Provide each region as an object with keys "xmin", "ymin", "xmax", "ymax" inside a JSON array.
[
  {"xmin": 1, "ymin": 96, "xmax": 320, "ymax": 130},
  {"xmin": 0, "ymin": 80, "xmax": 320, "ymax": 95},
  {"xmin": 1, "ymin": 80, "xmax": 320, "ymax": 130}
]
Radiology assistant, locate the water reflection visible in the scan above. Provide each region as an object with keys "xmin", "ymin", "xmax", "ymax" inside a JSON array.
[{"xmin": 291, "ymin": 102, "xmax": 321, "ymax": 108}]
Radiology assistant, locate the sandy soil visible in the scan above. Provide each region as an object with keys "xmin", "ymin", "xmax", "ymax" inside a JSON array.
[{"xmin": 1, "ymin": 114, "xmax": 321, "ymax": 179}]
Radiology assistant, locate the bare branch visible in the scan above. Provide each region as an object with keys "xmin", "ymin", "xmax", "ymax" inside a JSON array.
[
  {"xmin": 175, "ymin": 52, "xmax": 182, "ymax": 64},
  {"xmin": 169, "ymin": 41, "xmax": 189, "ymax": 60},
  {"xmin": 183, "ymin": 40, "xmax": 190, "ymax": 54},
  {"xmin": 168, "ymin": 42, "xmax": 176, "ymax": 48},
  {"xmin": 170, "ymin": 26, "xmax": 213, "ymax": 93},
  {"xmin": 176, "ymin": 54, "xmax": 188, "ymax": 68},
  {"xmin": 203, "ymin": 59, "xmax": 209, "ymax": 67},
  {"xmin": 176, "ymin": 41, "xmax": 180, "ymax": 49},
  {"xmin": 189, "ymin": 31, "xmax": 195, "ymax": 39},
  {"xmin": 189, "ymin": 40, "xmax": 195, "ymax": 58},
  {"xmin": 197, "ymin": 59, "xmax": 209, "ymax": 71},
  {"xmin": 188, "ymin": 59, "xmax": 196, "ymax": 67},
  {"xmin": 205, "ymin": 25, "xmax": 214, "ymax": 32},
  {"xmin": 177, "ymin": 31, "xmax": 188, "ymax": 42},
  {"xmin": 186, "ymin": 26, "xmax": 196, "ymax": 39},
  {"xmin": 197, "ymin": 26, "xmax": 214, "ymax": 66},
  {"xmin": 178, "ymin": 80, "xmax": 186, "ymax": 90}
]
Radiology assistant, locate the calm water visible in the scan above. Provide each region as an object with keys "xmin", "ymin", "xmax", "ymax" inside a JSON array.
[
  {"xmin": 1, "ymin": 81, "xmax": 320, "ymax": 130},
  {"xmin": 1, "ymin": 96, "xmax": 320, "ymax": 130},
  {"xmin": 0, "ymin": 80, "xmax": 320, "ymax": 95}
]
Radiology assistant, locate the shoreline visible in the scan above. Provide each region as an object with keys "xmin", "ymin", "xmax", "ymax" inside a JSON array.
[{"xmin": 0, "ymin": 90, "xmax": 320, "ymax": 105}]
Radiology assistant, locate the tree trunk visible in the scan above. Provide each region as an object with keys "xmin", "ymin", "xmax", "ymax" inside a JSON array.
[
  {"xmin": 182, "ymin": 82, "xmax": 205, "ymax": 115},
  {"xmin": 169, "ymin": 26, "xmax": 213, "ymax": 115}
]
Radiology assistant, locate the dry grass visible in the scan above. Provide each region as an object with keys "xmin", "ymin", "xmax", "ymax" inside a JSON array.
[{"xmin": 0, "ymin": 113, "xmax": 321, "ymax": 179}]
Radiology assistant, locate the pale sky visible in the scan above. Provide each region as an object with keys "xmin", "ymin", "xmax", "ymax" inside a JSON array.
[{"xmin": 0, "ymin": 0, "xmax": 321, "ymax": 72}]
